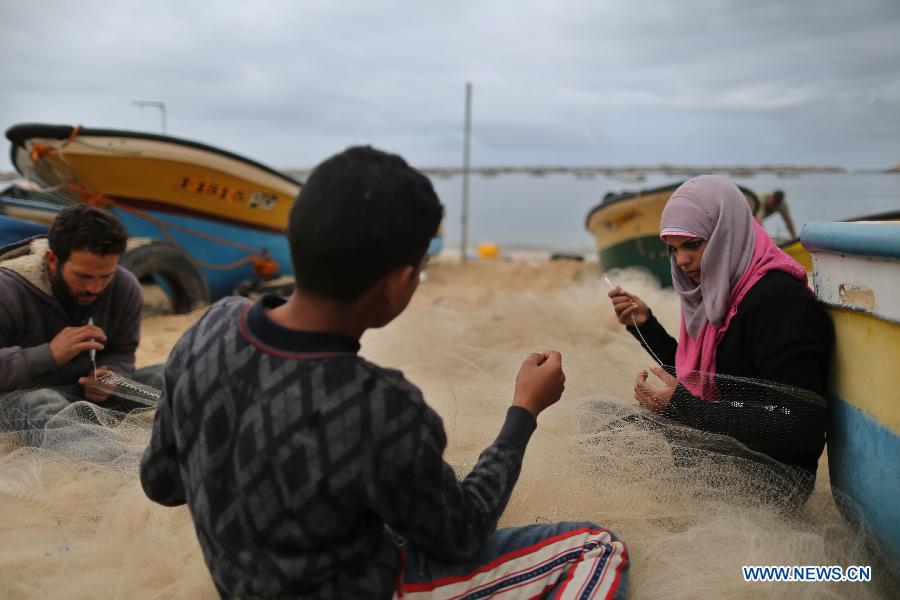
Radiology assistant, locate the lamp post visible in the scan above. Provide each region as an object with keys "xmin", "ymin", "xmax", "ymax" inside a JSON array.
[
  {"xmin": 461, "ymin": 82, "xmax": 472, "ymax": 263},
  {"xmin": 131, "ymin": 100, "xmax": 167, "ymax": 133}
]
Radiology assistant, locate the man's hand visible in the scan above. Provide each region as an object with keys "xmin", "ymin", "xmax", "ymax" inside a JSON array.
[
  {"xmin": 49, "ymin": 324, "xmax": 106, "ymax": 366},
  {"xmin": 634, "ymin": 366, "xmax": 676, "ymax": 412},
  {"xmin": 608, "ymin": 287, "xmax": 650, "ymax": 327},
  {"xmin": 79, "ymin": 366, "xmax": 115, "ymax": 403},
  {"xmin": 513, "ymin": 351, "xmax": 565, "ymax": 417}
]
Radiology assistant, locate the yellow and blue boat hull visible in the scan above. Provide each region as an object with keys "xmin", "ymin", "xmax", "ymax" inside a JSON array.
[
  {"xmin": 803, "ymin": 221, "xmax": 900, "ymax": 571},
  {"xmin": 6, "ymin": 123, "xmax": 301, "ymax": 300},
  {"xmin": 6, "ymin": 123, "xmax": 300, "ymax": 234},
  {"xmin": 6, "ymin": 123, "xmax": 446, "ymax": 300}
]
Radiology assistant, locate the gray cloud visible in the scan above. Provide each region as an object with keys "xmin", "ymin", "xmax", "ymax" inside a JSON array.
[{"xmin": 1, "ymin": 0, "xmax": 898, "ymax": 171}]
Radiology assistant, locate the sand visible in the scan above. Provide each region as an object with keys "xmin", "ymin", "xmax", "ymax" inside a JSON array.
[{"xmin": 0, "ymin": 257, "xmax": 891, "ymax": 599}]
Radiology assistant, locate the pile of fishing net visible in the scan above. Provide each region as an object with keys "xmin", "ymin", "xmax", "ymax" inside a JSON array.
[
  {"xmin": 0, "ymin": 374, "xmax": 213, "ymax": 598},
  {"xmin": 0, "ymin": 263, "xmax": 892, "ymax": 599}
]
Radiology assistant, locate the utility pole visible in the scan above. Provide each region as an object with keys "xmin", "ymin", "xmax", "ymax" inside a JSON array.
[
  {"xmin": 461, "ymin": 82, "xmax": 472, "ymax": 263},
  {"xmin": 131, "ymin": 100, "xmax": 167, "ymax": 133}
]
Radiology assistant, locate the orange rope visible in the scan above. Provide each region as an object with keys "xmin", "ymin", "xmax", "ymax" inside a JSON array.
[
  {"xmin": 62, "ymin": 124, "xmax": 82, "ymax": 147},
  {"xmin": 252, "ymin": 252, "xmax": 280, "ymax": 278},
  {"xmin": 30, "ymin": 143, "xmax": 53, "ymax": 162},
  {"xmin": 66, "ymin": 181, "xmax": 110, "ymax": 208},
  {"xmin": 30, "ymin": 124, "xmax": 80, "ymax": 162}
]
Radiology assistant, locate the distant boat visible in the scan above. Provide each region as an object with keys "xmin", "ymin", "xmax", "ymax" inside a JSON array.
[
  {"xmin": 803, "ymin": 220, "xmax": 900, "ymax": 575},
  {"xmin": 584, "ymin": 182, "xmax": 759, "ymax": 286},
  {"xmin": 613, "ymin": 171, "xmax": 646, "ymax": 183}
]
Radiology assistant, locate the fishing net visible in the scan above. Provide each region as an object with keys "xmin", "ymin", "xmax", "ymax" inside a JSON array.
[{"xmin": 0, "ymin": 261, "xmax": 893, "ymax": 599}]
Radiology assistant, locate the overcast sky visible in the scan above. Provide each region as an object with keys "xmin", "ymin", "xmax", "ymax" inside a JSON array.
[{"xmin": 2, "ymin": 0, "xmax": 899, "ymax": 172}]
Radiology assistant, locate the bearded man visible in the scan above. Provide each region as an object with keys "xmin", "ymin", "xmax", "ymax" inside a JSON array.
[{"xmin": 0, "ymin": 205, "xmax": 160, "ymax": 439}]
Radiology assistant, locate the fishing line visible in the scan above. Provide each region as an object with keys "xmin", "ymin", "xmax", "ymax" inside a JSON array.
[
  {"xmin": 88, "ymin": 317, "xmax": 98, "ymax": 379},
  {"xmin": 603, "ymin": 274, "xmax": 664, "ymax": 367}
]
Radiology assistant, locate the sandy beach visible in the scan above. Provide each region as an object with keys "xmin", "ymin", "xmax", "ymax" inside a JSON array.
[{"xmin": 0, "ymin": 257, "xmax": 889, "ymax": 599}]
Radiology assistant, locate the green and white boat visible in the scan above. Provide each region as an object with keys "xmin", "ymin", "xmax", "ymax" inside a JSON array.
[{"xmin": 584, "ymin": 182, "xmax": 759, "ymax": 287}]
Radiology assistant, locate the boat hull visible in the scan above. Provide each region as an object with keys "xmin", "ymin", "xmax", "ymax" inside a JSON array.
[
  {"xmin": 110, "ymin": 207, "xmax": 293, "ymax": 300},
  {"xmin": 7, "ymin": 124, "xmax": 300, "ymax": 235},
  {"xmin": 778, "ymin": 239, "xmax": 813, "ymax": 271},
  {"xmin": 6, "ymin": 124, "xmax": 446, "ymax": 302},
  {"xmin": 601, "ymin": 234, "xmax": 672, "ymax": 285},
  {"xmin": 803, "ymin": 221, "xmax": 900, "ymax": 572},
  {"xmin": 780, "ymin": 211, "xmax": 900, "ymax": 272},
  {"xmin": 585, "ymin": 183, "xmax": 759, "ymax": 287},
  {"xmin": 5, "ymin": 124, "xmax": 302, "ymax": 301},
  {"xmin": 0, "ymin": 196, "xmax": 64, "ymax": 226},
  {"xmin": 0, "ymin": 214, "xmax": 48, "ymax": 246}
]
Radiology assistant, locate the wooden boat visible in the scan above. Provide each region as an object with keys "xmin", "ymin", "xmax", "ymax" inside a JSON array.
[
  {"xmin": 6, "ymin": 123, "xmax": 302, "ymax": 303},
  {"xmin": 802, "ymin": 220, "xmax": 900, "ymax": 573},
  {"xmin": 584, "ymin": 182, "xmax": 759, "ymax": 287},
  {"xmin": 6, "ymin": 123, "xmax": 445, "ymax": 308},
  {"xmin": 0, "ymin": 181, "xmax": 74, "ymax": 225}
]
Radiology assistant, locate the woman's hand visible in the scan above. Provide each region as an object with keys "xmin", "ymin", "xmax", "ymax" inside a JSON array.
[
  {"xmin": 608, "ymin": 286, "xmax": 650, "ymax": 326},
  {"xmin": 634, "ymin": 366, "xmax": 676, "ymax": 412}
]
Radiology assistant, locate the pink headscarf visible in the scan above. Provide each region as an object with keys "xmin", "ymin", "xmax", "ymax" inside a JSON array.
[{"xmin": 659, "ymin": 175, "xmax": 808, "ymax": 398}]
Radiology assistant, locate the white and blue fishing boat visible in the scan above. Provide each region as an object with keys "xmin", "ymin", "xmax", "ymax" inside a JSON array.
[
  {"xmin": 0, "ymin": 181, "xmax": 64, "ymax": 245},
  {"xmin": 802, "ymin": 220, "xmax": 900, "ymax": 574}
]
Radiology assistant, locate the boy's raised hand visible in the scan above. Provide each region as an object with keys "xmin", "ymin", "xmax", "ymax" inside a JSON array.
[{"xmin": 513, "ymin": 351, "xmax": 565, "ymax": 417}]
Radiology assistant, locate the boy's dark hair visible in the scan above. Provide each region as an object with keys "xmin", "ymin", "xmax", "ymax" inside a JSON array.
[
  {"xmin": 48, "ymin": 205, "xmax": 128, "ymax": 264},
  {"xmin": 772, "ymin": 189, "xmax": 784, "ymax": 203},
  {"xmin": 288, "ymin": 146, "xmax": 444, "ymax": 301}
]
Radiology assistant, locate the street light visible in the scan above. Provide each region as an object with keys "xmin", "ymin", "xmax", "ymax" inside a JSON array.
[
  {"xmin": 461, "ymin": 82, "xmax": 472, "ymax": 263},
  {"xmin": 131, "ymin": 100, "xmax": 167, "ymax": 134}
]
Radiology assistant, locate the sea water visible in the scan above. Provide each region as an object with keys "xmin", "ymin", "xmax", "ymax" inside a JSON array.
[{"xmin": 429, "ymin": 171, "xmax": 900, "ymax": 254}]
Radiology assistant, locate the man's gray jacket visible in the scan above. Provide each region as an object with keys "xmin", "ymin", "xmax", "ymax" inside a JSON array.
[{"xmin": 0, "ymin": 236, "xmax": 143, "ymax": 392}]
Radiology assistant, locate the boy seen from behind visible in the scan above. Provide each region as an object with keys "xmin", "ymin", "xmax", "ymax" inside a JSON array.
[{"xmin": 140, "ymin": 146, "xmax": 628, "ymax": 598}]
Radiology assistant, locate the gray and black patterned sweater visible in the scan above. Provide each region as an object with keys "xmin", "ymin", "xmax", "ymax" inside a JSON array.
[{"xmin": 140, "ymin": 295, "xmax": 537, "ymax": 598}]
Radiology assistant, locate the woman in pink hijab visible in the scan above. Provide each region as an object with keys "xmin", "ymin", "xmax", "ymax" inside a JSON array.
[{"xmin": 607, "ymin": 175, "xmax": 832, "ymax": 486}]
